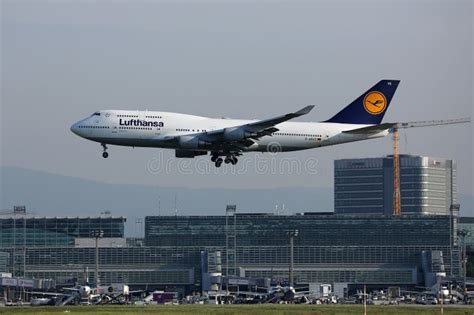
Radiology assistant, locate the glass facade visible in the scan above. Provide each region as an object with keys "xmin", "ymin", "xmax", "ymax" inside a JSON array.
[
  {"xmin": 244, "ymin": 268, "xmax": 417, "ymax": 284},
  {"xmin": 0, "ymin": 216, "xmax": 125, "ymax": 247},
  {"xmin": 0, "ymin": 252, "xmax": 9, "ymax": 272},
  {"xmin": 458, "ymin": 217, "xmax": 474, "ymax": 250},
  {"xmin": 145, "ymin": 213, "xmax": 460, "ymax": 285},
  {"xmin": 0, "ymin": 214, "xmax": 460, "ymax": 289},
  {"xmin": 334, "ymin": 155, "xmax": 457, "ymax": 215},
  {"xmin": 13, "ymin": 247, "xmax": 195, "ymax": 286},
  {"xmin": 0, "ymin": 215, "xmax": 197, "ymax": 290}
]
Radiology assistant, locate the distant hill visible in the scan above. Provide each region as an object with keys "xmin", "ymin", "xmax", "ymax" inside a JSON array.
[
  {"xmin": 1, "ymin": 167, "xmax": 472, "ymax": 236},
  {"xmin": 0, "ymin": 166, "xmax": 334, "ymax": 236}
]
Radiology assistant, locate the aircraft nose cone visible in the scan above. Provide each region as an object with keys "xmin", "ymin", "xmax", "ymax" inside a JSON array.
[{"xmin": 70, "ymin": 122, "xmax": 80, "ymax": 135}]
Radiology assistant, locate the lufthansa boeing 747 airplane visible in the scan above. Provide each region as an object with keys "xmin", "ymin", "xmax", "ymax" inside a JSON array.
[{"xmin": 70, "ymin": 80, "xmax": 468, "ymax": 167}]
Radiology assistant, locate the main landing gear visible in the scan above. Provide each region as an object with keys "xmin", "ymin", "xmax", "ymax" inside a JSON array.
[
  {"xmin": 211, "ymin": 152, "xmax": 238, "ymax": 167},
  {"xmin": 224, "ymin": 155, "xmax": 238, "ymax": 165},
  {"xmin": 101, "ymin": 143, "xmax": 109, "ymax": 158}
]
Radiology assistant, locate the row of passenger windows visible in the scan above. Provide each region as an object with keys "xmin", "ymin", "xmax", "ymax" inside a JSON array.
[
  {"xmin": 274, "ymin": 133, "xmax": 322, "ymax": 137},
  {"xmin": 176, "ymin": 128, "xmax": 206, "ymax": 132},
  {"xmin": 78, "ymin": 126, "xmax": 109, "ymax": 129},
  {"xmin": 119, "ymin": 127, "xmax": 152, "ymax": 130},
  {"xmin": 117, "ymin": 114, "xmax": 163, "ymax": 119}
]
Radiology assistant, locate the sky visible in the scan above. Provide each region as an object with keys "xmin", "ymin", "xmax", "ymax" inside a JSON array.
[{"xmin": 1, "ymin": 1, "xmax": 473, "ymax": 199}]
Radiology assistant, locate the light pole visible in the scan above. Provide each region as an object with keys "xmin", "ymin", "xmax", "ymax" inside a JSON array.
[
  {"xmin": 91, "ymin": 230, "xmax": 104, "ymax": 287},
  {"xmin": 12, "ymin": 211, "xmax": 16, "ymax": 277},
  {"xmin": 287, "ymin": 229, "xmax": 299, "ymax": 288},
  {"xmin": 450, "ymin": 204, "xmax": 460, "ymax": 277},
  {"xmin": 457, "ymin": 229, "xmax": 470, "ymax": 303},
  {"xmin": 363, "ymin": 284, "xmax": 367, "ymax": 315}
]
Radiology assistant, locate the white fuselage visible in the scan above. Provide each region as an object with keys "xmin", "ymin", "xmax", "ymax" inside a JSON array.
[{"xmin": 71, "ymin": 110, "xmax": 389, "ymax": 153}]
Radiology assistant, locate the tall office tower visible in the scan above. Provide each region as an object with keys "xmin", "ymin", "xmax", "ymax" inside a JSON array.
[{"xmin": 334, "ymin": 155, "xmax": 457, "ymax": 215}]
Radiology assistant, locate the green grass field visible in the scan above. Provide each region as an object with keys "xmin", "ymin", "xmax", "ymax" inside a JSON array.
[{"xmin": 1, "ymin": 305, "xmax": 474, "ymax": 315}]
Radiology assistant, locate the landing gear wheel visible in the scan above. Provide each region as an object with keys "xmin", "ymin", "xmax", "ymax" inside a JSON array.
[
  {"xmin": 215, "ymin": 158, "xmax": 223, "ymax": 168},
  {"xmin": 231, "ymin": 157, "xmax": 238, "ymax": 165},
  {"xmin": 101, "ymin": 143, "xmax": 109, "ymax": 159},
  {"xmin": 224, "ymin": 157, "xmax": 232, "ymax": 164},
  {"xmin": 211, "ymin": 152, "xmax": 220, "ymax": 163}
]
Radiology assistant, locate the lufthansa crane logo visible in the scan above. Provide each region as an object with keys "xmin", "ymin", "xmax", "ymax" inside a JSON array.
[{"xmin": 363, "ymin": 91, "xmax": 387, "ymax": 115}]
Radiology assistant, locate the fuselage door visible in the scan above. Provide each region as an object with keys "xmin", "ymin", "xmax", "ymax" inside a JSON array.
[
  {"xmin": 112, "ymin": 118, "xmax": 118, "ymax": 133},
  {"xmin": 108, "ymin": 113, "xmax": 118, "ymax": 134}
]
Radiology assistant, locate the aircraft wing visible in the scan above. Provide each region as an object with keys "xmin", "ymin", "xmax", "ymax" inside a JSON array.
[
  {"xmin": 150, "ymin": 136, "xmax": 179, "ymax": 143},
  {"xmin": 28, "ymin": 291, "xmax": 68, "ymax": 297},
  {"xmin": 239, "ymin": 105, "xmax": 315, "ymax": 132},
  {"xmin": 233, "ymin": 291, "xmax": 268, "ymax": 297},
  {"xmin": 202, "ymin": 105, "xmax": 315, "ymax": 144},
  {"xmin": 343, "ymin": 118, "xmax": 470, "ymax": 134},
  {"xmin": 293, "ymin": 291, "xmax": 313, "ymax": 298}
]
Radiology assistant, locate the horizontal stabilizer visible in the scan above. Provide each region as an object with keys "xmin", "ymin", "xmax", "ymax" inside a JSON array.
[{"xmin": 343, "ymin": 123, "xmax": 397, "ymax": 134}]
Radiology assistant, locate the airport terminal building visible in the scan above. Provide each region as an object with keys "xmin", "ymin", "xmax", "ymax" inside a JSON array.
[
  {"xmin": 145, "ymin": 213, "xmax": 460, "ymax": 287},
  {"xmin": 0, "ymin": 212, "xmax": 461, "ymax": 294}
]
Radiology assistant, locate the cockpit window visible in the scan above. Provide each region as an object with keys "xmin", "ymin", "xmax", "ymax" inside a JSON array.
[{"xmin": 91, "ymin": 112, "xmax": 101, "ymax": 116}]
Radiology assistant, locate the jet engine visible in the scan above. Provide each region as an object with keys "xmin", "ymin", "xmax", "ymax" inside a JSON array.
[
  {"xmin": 178, "ymin": 135, "xmax": 210, "ymax": 149},
  {"xmin": 78, "ymin": 286, "xmax": 91, "ymax": 298},
  {"xmin": 223, "ymin": 127, "xmax": 256, "ymax": 141}
]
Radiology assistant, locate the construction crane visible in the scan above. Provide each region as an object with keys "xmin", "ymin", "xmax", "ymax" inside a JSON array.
[{"xmin": 387, "ymin": 118, "xmax": 471, "ymax": 216}]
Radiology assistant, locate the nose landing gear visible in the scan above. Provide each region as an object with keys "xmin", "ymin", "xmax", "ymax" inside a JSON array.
[{"xmin": 101, "ymin": 143, "xmax": 109, "ymax": 158}]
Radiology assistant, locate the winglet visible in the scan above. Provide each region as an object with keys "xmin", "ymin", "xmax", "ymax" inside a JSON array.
[{"xmin": 294, "ymin": 105, "xmax": 315, "ymax": 116}]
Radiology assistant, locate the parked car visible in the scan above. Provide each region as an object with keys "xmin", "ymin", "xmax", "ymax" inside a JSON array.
[{"xmin": 427, "ymin": 297, "xmax": 438, "ymax": 305}]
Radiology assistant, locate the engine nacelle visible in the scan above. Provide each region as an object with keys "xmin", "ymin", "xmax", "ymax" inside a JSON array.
[
  {"xmin": 178, "ymin": 135, "xmax": 210, "ymax": 149},
  {"xmin": 223, "ymin": 127, "xmax": 256, "ymax": 141},
  {"xmin": 175, "ymin": 150, "xmax": 207, "ymax": 158},
  {"xmin": 78, "ymin": 286, "xmax": 91, "ymax": 298}
]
